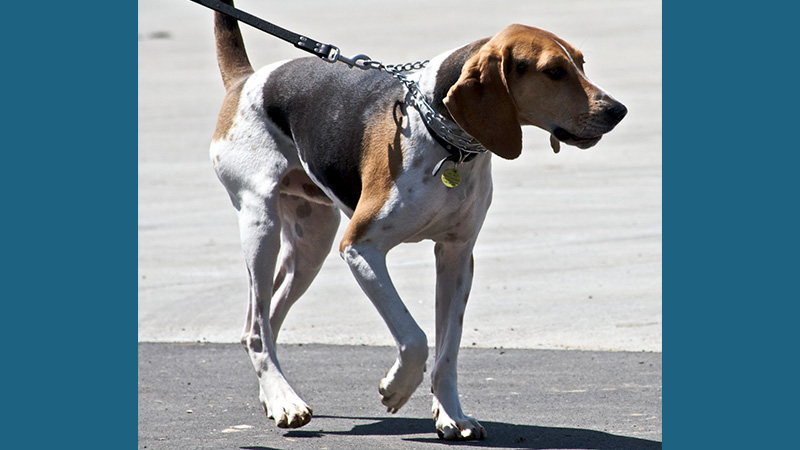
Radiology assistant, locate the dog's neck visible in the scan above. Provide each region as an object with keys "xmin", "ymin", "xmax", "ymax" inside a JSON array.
[{"xmin": 408, "ymin": 39, "xmax": 494, "ymax": 173}]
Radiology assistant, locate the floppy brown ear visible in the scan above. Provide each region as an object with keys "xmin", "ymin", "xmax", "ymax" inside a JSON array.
[{"xmin": 443, "ymin": 47, "xmax": 522, "ymax": 160}]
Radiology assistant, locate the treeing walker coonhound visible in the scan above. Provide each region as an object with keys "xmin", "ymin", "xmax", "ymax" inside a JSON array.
[{"xmin": 208, "ymin": 0, "xmax": 626, "ymax": 440}]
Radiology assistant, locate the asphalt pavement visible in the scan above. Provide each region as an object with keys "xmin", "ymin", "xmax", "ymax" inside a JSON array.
[{"xmin": 139, "ymin": 343, "xmax": 661, "ymax": 450}]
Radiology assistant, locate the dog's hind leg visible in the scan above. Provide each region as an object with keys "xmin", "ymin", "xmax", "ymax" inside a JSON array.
[
  {"xmin": 235, "ymin": 187, "xmax": 314, "ymax": 429},
  {"xmin": 269, "ymin": 190, "xmax": 340, "ymax": 342}
]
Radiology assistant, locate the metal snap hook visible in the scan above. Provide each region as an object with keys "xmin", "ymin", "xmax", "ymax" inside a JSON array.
[{"xmin": 335, "ymin": 53, "xmax": 375, "ymax": 70}]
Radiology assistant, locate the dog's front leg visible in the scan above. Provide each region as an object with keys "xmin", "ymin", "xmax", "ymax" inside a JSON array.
[
  {"xmin": 431, "ymin": 241, "xmax": 486, "ymax": 440},
  {"xmin": 341, "ymin": 242, "xmax": 428, "ymax": 413}
]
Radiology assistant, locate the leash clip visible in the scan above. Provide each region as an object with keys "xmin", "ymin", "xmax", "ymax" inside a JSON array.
[
  {"xmin": 335, "ymin": 53, "xmax": 377, "ymax": 70},
  {"xmin": 316, "ymin": 44, "xmax": 374, "ymax": 70}
]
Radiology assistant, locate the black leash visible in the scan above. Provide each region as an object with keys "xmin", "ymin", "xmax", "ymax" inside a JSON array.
[{"xmin": 188, "ymin": 0, "xmax": 371, "ymax": 68}]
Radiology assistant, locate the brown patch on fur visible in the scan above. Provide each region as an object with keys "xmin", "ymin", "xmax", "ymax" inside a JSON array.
[
  {"xmin": 214, "ymin": 1, "xmax": 254, "ymax": 90},
  {"xmin": 339, "ymin": 102, "xmax": 406, "ymax": 252},
  {"xmin": 212, "ymin": 1, "xmax": 254, "ymax": 141},
  {"xmin": 459, "ymin": 314, "xmax": 464, "ymax": 326},
  {"xmin": 212, "ymin": 78, "xmax": 246, "ymax": 142}
]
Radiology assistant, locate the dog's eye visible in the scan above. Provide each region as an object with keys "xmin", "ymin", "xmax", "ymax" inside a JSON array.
[
  {"xmin": 515, "ymin": 60, "xmax": 529, "ymax": 75},
  {"xmin": 543, "ymin": 66, "xmax": 567, "ymax": 80}
]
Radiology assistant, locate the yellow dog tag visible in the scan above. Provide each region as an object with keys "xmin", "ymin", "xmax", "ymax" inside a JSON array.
[{"xmin": 441, "ymin": 168, "xmax": 461, "ymax": 188}]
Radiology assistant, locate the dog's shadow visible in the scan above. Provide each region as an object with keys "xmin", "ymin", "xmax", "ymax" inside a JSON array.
[{"xmin": 243, "ymin": 415, "xmax": 661, "ymax": 449}]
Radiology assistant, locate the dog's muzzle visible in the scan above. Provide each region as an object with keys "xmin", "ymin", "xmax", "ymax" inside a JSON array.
[
  {"xmin": 552, "ymin": 127, "xmax": 603, "ymax": 149},
  {"xmin": 552, "ymin": 101, "xmax": 627, "ymax": 150}
]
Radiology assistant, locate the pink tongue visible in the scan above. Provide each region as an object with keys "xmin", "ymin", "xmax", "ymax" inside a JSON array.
[{"xmin": 550, "ymin": 134, "xmax": 561, "ymax": 154}]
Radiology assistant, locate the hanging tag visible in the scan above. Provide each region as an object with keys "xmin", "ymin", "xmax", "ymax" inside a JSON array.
[{"xmin": 441, "ymin": 168, "xmax": 462, "ymax": 188}]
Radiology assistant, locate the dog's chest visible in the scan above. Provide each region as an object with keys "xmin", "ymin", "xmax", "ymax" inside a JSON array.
[{"xmin": 382, "ymin": 153, "xmax": 494, "ymax": 243}]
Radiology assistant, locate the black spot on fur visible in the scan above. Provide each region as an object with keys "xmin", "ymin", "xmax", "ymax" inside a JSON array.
[{"xmin": 296, "ymin": 201, "xmax": 312, "ymax": 218}]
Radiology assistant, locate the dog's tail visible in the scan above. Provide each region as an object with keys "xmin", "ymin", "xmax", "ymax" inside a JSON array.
[{"xmin": 214, "ymin": 0, "xmax": 254, "ymax": 90}]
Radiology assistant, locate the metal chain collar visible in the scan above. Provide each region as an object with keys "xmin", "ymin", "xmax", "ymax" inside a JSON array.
[{"xmin": 340, "ymin": 56, "xmax": 490, "ymax": 162}]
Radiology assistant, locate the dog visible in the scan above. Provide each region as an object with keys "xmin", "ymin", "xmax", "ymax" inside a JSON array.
[{"xmin": 208, "ymin": 0, "xmax": 626, "ymax": 440}]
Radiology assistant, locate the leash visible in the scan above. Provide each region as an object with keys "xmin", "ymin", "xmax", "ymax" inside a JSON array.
[
  {"xmin": 188, "ymin": 0, "xmax": 488, "ymax": 187},
  {"xmin": 188, "ymin": 0, "xmax": 372, "ymax": 67}
]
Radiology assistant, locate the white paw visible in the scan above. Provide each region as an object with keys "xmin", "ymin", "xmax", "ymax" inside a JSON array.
[
  {"xmin": 378, "ymin": 359, "xmax": 425, "ymax": 413},
  {"xmin": 432, "ymin": 398, "xmax": 486, "ymax": 440},
  {"xmin": 259, "ymin": 385, "xmax": 313, "ymax": 428}
]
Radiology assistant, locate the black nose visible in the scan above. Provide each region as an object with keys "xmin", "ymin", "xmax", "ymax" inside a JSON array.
[{"xmin": 607, "ymin": 102, "xmax": 628, "ymax": 123}]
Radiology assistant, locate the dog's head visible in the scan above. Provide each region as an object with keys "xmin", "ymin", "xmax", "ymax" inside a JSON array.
[{"xmin": 443, "ymin": 24, "xmax": 627, "ymax": 159}]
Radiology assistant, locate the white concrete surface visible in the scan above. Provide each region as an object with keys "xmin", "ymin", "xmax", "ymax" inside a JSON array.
[{"xmin": 138, "ymin": 0, "xmax": 661, "ymax": 351}]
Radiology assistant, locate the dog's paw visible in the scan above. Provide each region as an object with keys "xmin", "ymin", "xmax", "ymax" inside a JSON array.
[
  {"xmin": 378, "ymin": 359, "xmax": 425, "ymax": 413},
  {"xmin": 432, "ymin": 399, "xmax": 486, "ymax": 440},
  {"xmin": 259, "ymin": 385, "xmax": 313, "ymax": 428},
  {"xmin": 267, "ymin": 400, "xmax": 313, "ymax": 429}
]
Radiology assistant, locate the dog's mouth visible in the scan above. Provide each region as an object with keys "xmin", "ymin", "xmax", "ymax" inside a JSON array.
[{"xmin": 551, "ymin": 127, "xmax": 603, "ymax": 151}]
